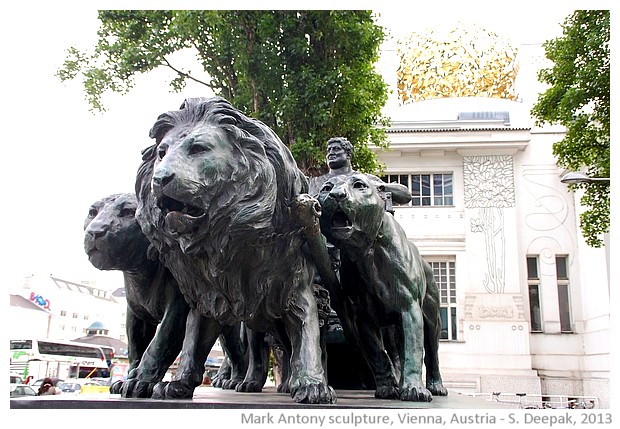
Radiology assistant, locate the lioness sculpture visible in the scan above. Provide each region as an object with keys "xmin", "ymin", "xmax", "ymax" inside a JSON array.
[
  {"xmin": 135, "ymin": 96, "xmax": 336, "ymax": 403},
  {"xmin": 317, "ymin": 173, "xmax": 447, "ymax": 401},
  {"xmin": 83, "ymin": 193, "xmax": 248, "ymax": 396}
]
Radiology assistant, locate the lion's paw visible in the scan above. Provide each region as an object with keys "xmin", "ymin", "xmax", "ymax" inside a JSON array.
[
  {"xmin": 151, "ymin": 381, "xmax": 194, "ymax": 399},
  {"xmin": 400, "ymin": 385, "xmax": 433, "ymax": 402},
  {"xmin": 211, "ymin": 366, "xmax": 231, "ymax": 388},
  {"xmin": 374, "ymin": 385, "xmax": 399, "ymax": 400},
  {"xmin": 120, "ymin": 378, "xmax": 155, "ymax": 398},
  {"xmin": 277, "ymin": 381, "xmax": 290, "ymax": 394},
  {"xmin": 235, "ymin": 381, "xmax": 263, "ymax": 393},
  {"xmin": 221, "ymin": 378, "xmax": 243, "ymax": 390},
  {"xmin": 211, "ymin": 374, "xmax": 229, "ymax": 388},
  {"xmin": 109, "ymin": 380, "xmax": 124, "ymax": 395},
  {"xmin": 427, "ymin": 381, "xmax": 448, "ymax": 396},
  {"xmin": 291, "ymin": 383, "xmax": 337, "ymax": 404}
]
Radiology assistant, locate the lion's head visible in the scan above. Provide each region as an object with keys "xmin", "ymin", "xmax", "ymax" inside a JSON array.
[
  {"xmin": 136, "ymin": 96, "xmax": 308, "ymax": 257},
  {"xmin": 317, "ymin": 173, "xmax": 386, "ymax": 252},
  {"xmin": 84, "ymin": 193, "xmax": 153, "ymax": 271}
]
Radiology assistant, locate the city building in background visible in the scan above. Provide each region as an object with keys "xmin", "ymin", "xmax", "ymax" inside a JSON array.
[{"xmin": 373, "ymin": 24, "xmax": 609, "ymax": 406}]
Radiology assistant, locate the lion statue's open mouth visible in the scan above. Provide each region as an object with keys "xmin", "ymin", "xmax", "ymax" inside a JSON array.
[
  {"xmin": 157, "ymin": 195, "xmax": 205, "ymax": 218},
  {"xmin": 327, "ymin": 206, "xmax": 353, "ymax": 238},
  {"xmin": 156, "ymin": 194, "xmax": 206, "ymax": 235}
]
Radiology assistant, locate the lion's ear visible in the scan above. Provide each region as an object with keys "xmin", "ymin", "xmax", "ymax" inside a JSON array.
[
  {"xmin": 376, "ymin": 183, "xmax": 386, "ymax": 193},
  {"xmin": 141, "ymin": 144, "xmax": 157, "ymax": 161}
]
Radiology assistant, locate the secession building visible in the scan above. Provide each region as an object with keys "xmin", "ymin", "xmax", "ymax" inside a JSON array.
[{"xmin": 373, "ymin": 24, "xmax": 610, "ymax": 406}]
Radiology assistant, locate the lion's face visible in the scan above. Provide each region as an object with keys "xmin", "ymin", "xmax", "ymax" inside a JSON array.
[
  {"xmin": 146, "ymin": 125, "xmax": 272, "ymax": 254},
  {"xmin": 84, "ymin": 193, "xmax": 151, "ymax": 271},
  {"xmin": 317, "ymin": 174, "xmax": 386, "ymax": 251}
]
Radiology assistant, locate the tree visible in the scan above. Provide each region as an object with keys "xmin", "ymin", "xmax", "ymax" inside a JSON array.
[
  {"xmin": 531, "ymin": 10, "xmax": 610, "ymax": 247},
  {"xmin": 56, "ymin": 10, "xmax": 390, "ymax": 176}
]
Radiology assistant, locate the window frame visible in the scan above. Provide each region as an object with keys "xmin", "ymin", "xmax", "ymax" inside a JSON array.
[
  {"xmin": 426, "ymin": 257, "xmax": 458, "ymax": 341},
  {"xmin": 526, "ymin": 255, "xmax": 543, "ymax": 333},
  {"xmin": 380, "ymin": 172, "xmax": 454, "ymax": 207},
  {"xmin": 556, "ymin": 255, "xmax": 573, "ymax": 333}
]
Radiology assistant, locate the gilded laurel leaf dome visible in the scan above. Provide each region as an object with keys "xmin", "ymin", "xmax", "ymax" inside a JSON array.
[{"xmin": 396, "ymin": 23, "xmax": 519, "ymax": 104}]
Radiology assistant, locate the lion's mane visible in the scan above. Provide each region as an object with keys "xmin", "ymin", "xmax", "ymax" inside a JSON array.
[{"xmin": 135, "ymin": 97, "xmax": 312, "ymax": 326}]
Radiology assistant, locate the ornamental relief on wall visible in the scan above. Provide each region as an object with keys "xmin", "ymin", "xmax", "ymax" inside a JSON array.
[{"xmin": 464, "ymin": 155, "xmax": 515, "ymax": 294}]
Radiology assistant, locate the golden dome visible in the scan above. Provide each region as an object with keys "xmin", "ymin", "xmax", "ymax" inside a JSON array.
[{"xmin": 396, "ymin": 23, "xmax": 519, "ymax": 104}]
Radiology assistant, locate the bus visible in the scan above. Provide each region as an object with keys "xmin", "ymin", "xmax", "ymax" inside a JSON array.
[
  {"xmin": 10, "ymin": 339, "xmax": 110, "ymax": 381},
  {"xmin": 98, "ymin": 344, "xmax": 115, "ymax": 368}
]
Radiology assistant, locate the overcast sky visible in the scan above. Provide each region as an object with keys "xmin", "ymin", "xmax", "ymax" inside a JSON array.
[{"xmin": 3, "ymin": 1, "xmax": 606, "ymax": 292}]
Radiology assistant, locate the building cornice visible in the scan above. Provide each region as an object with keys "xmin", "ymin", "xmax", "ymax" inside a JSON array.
[{"xmin": 376, "ymin": 125, "xmax": 532, "ymax": 154}]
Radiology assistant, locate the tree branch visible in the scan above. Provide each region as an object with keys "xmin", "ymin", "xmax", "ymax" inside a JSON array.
[{"xmin": 162, "ymin": 57, "xmax": 210, "ymax": 88}]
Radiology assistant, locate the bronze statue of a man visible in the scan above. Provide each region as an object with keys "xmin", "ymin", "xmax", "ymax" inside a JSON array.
[{"xmin": 308, "ymin": 137, "xmax": 412, "ymax": 206}]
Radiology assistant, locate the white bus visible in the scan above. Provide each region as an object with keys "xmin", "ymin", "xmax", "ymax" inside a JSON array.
[
  {"xmin": 98, "ymin": 344, "xmax": 115, "ymax": 368},
  {"xmin": 10, "ymin": 339, "xmax": 110, "ymax": 381}
]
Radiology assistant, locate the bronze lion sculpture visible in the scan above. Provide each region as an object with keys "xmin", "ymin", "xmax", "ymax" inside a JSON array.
[
  {"xmin": 83, "ymin": 193, "xmax": 248, "ymax": 396},
  {"xmin": 316, "ymin": 173, "xmax": 447, "ymax": 401},
  {"xmin": 135, "ymin": 96, "xmax": 336, "ymax": 403}
]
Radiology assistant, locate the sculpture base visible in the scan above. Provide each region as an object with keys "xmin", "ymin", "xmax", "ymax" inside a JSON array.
[{"xmin": 11, "ymin": 386, "xmax": 504, "ymax": 409}]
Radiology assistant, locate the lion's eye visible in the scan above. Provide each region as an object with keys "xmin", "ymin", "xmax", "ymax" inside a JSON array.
[
  {"xmin": 188, "ymin": 141, "xmax": 212, "ymax": 155},
  {"xmin": 157, "ymin": 146, "xmax": 167, "ymax": 160},
  {"xmin": 88, "ymin": 208, "xmax": 98, "ymax": 217},
  {"xmin": 119, "ymin": 207, "xmax": 136, "ymax": 218},
  {"xmin": 353, "ymin": 180, "xmax": 368, "ymax": 190},
  {"xmin": 320, "ymin": 183, "xmax": 333, "ymax": 193}
]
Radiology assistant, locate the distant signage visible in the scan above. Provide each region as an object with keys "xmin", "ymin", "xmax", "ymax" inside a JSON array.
[
  {"xmin": 110, "ymin": 362, "xmax": 129, "ymax": 383},
  {"xmin": 29, "ymin": 292, "xmax": 50, "ymax": 310}
]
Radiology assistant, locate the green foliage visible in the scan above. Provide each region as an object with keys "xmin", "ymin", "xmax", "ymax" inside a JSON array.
[
  {"xmin": 531, "ymin": 10, "xmax": 610, "ymax": 247},
  {"xmin": 57, "ymin": 10, "xmax": 390, "ymax": 175}
]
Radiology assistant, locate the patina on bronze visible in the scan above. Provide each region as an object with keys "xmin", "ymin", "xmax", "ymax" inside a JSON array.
[
  {"xmin": 83, "ymin": 193, "xmax": 248, "ymax": 396},
  {"xmin": 317, "ymin": 173, "xmax": 447, "ymax": 401},
  {"xmin": 135, "ymin": 97, "xmax": 336, "ymax": 404}
]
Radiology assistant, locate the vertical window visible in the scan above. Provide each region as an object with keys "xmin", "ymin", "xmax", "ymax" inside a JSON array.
[
  {"xmin": 433, "ymin": 174, "xmax": 453, "ymax": 206},
  {"xmin": 412, "ymin": 174, "xmax": 432, "ymax": 206},
  {"xmin": 526, "ymin": 256, "xmax": 543, "ymax": 332},
  {"xmin": 556, "ymin": 255, "xmax": 572, "ymax": 332},
  {"xmin": 380, "ymin": 173, "xmax": 454, "ymax": 206},
  {"xmin": 60, "ymin": 310, "xmax": 66, "ymax": 317},
  {"xmin": 72, "ymin": 313, "xmax": 78, "ymax": 319},
  {"xmin": 428, "ymin": 259, "xmax": 457, "ymax": 340}
]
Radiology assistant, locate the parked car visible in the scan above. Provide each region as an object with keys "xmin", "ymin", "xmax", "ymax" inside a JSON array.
[
  {"xmin": 10, "ymin": 373, "xmax": 24, "ymax": 384},
  {"xmin": 31, "ymin": 377, "xmax": 64, "ymax": 388},
  {"xmin": 10, "ymin": 384, "xmax": 37, "ymax": 397},
  {"xmin": 58, "ymin": 381, "xmax": 83, "ymax": 394},
  {"xmin": 90, "ymin": 377, "xmax": 111, "ymax": 386}
]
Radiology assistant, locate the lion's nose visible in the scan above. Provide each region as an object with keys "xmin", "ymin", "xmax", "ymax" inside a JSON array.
[
  {"xmin": 85, "ymin": 222, "xmax": 107, "ymax": 239},
  {"xmin": 330, "ymin": 187, "xmax": 348, "ymax": 202},
  {"xmin": 152, "ymin": 172, "xmax": 175, "ymax": 197},
  {"xmin": 89, "ymin": 229, "xmax": 106, "ymax": 240}
]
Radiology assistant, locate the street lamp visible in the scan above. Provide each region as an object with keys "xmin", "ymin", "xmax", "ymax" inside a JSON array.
[{"xmin": 560, "ymin": 171, "xmax": 611, "ymax": 184}]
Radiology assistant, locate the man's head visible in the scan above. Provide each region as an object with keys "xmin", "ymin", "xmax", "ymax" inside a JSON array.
[{"xmin": 326, "ymin": 137, "xmax": 353, "ymax": 171}]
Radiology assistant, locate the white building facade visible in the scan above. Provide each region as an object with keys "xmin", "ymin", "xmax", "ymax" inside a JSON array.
[
  {"xmin": 373, "ymin": 37, "xmax": 610, "ymax": 406},
  {"xmin": 12, "ymin": 274, "xmax": 127, "ymax": 343}
]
